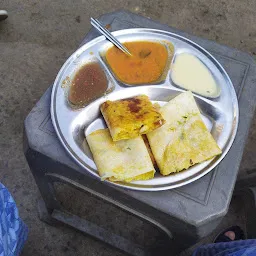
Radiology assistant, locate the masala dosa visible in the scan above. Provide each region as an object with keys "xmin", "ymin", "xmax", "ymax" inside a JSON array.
[
  {"xmin": 100, "ymin": 95, "xmax": 165, "ymax": 141},
  {"xmin": 86, "ymin": 129, "xmax": 155, "ymax": 182},
  {"xmin": 147, "ymin": 91, "xmax": 222, "ymax": 175}
]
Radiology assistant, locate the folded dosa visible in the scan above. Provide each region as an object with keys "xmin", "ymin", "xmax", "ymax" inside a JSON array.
[
  {"xmin": 147, "ymin": 91, "xmax": 222, "ymax": 175},
  {"xmin": 86, "ymin": 129, "xmax": 155, "ymax": 182},
  {"xmin": 100, "ymin": 95, "xmax": 165, "ymax": 141}
]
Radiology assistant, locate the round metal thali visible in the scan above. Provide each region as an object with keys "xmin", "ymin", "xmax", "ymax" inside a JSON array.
[{"xmin": 51, "ymin": 28, "xmax": 239, "ymax": 191}]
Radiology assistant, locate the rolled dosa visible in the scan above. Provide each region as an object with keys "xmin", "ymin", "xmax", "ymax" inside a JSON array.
[
  {"xmin": 147, "ymin": 91, "xmax": 222, "ymax": 175},
  {"xmin": 86, "ymin": 129, "xmax": 155, "ymax": 182},
  {"xmin": 100, "ymin": 95, "xmax": 165, "ymax": 141}
]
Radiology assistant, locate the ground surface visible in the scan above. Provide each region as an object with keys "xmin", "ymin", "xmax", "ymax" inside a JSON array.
[{"xmin": 0, "ymin": 1, "xmax": 256, "ymax": 255}]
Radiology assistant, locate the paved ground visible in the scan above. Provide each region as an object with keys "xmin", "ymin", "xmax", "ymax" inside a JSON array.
[{"xmin": 0, "ymin": 0, "xmax": 256, "ymax": 255}]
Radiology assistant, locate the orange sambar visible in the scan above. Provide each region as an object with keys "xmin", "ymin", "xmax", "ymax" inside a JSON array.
[{"xmin": 105, "ymin": 41, "xmax": 168, "ymax": 85}]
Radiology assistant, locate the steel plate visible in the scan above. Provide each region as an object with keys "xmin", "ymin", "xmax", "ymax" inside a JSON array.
[{"xmin": 51, "ymin": 28, "xmax": 239, "ymax": 191}]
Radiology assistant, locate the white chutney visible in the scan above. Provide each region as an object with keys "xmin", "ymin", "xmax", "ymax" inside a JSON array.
[{"xmin": 171, "ymin": 53, "xmax": 220, "ymax": 98}]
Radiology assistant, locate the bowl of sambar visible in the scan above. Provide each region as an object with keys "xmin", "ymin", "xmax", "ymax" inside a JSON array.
[{"xmin": 105, "ymin": 41, "xmax": 173, "ymax": 85}]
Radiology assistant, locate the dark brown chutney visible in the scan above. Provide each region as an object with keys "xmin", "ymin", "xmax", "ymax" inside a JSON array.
[{"xmin": 68, "ymin": 62, "xmax": 108, "ymax": 106}]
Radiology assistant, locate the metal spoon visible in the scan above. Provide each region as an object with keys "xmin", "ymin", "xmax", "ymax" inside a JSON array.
[{"xmin": 90, "ymin": 18, "xmax": 132, "ymax": 56}]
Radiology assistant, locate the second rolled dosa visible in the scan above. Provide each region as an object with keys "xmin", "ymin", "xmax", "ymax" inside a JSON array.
[
  {"xmin": 86, "ymin": 129, "xmax": 155, "ymax": 182},
  {"xmin": 147, "ymin": 91, "xmax": 222, "ymax": 175}
]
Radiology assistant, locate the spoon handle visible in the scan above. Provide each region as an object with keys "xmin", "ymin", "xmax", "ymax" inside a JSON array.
[{"xmin": 90, "ymin": 18, "xmax": 132, "ymax": 56}]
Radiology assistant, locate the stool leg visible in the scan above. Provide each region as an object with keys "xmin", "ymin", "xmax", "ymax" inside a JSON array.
[
  {"xmin": 245, "ymin": 187, "xmax": 256, "ymax": 238},
  {"xmin": 37, "ymin": 197, "xmax": 60, "ymax": 225},
  {"xmin": 24, "ymin": 148, "xmax": 61, "ymax": 221}
]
